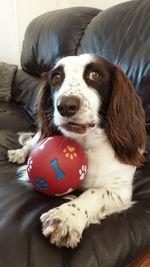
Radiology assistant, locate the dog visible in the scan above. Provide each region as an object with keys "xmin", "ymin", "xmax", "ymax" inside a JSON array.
[{"xmin": 8, "ymin": 54, "xmax": 146, "ymax": 248}]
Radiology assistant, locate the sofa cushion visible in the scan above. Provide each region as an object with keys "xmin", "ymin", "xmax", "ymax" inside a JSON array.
[
  {"xmin": 0, "ymin": 160, "xmax": 150, "ymax": 267},
  {"xmin": 0, "ymin": 102, "xmax": 35, "ymax": 182},
  {"xmin": 0, "ymin": 62, "xmax": 18, "ymax": 102},
  {"xmin": 0, "ymin": 102, "xmax": 35, "ymax": 132},
  {"xmin": 12, "ymin": 70, "xmax": 40, "ymax": 122},
  {"xmin": 21, "ymin": 7, "xmax": 100, "ymax": 76}
]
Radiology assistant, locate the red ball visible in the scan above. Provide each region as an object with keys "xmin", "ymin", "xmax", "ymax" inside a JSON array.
[{"xmin": 27, "ymin": 136, "xmax": 88, "ymax": 196}]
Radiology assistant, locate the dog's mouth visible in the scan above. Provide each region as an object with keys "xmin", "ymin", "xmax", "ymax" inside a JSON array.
[{"xmin": 61, "ymin": 121, "xmax": 95, "ymax": 134}]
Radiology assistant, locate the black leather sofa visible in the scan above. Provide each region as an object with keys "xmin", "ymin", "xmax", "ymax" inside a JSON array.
[{"xmin": 0, "ymin": 1, "xmax": 150, "ymax": 266}]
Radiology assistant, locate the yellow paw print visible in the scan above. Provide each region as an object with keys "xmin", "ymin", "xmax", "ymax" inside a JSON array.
[{"xmin": 63, "ymin": 146, "xmax": 77, "ymax": 160}]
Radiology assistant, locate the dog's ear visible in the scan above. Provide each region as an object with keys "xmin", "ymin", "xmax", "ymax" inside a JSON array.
[
  {"xmin": 105, "ymin": 66, "xmax": 146, "ymax": 167},
  {"xmin": 37, "ymin": 72, "xmax": 53, "ymax": 137},
  {"xmin": 37, "ymin": 72, "xmax": 59, "ymax": 138}
]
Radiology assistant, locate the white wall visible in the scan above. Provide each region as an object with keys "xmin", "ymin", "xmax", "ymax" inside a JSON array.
[
  {"xmin": 0, "ymin": 0, "xmax": 128, "ymax": 66},
  {"xmin": 0, "ymin": 0, "xmax": 20, "ymax": 65}
]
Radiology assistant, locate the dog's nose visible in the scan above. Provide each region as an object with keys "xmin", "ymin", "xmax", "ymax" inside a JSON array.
[{"xmin": 57, "ymin": 96, "xmax": 80, "ymax": 117}]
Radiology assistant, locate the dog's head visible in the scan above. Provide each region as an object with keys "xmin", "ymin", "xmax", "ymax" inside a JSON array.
[{"xmin": 38, "ymin": 54, "xmax": 146, "ymax": 167}]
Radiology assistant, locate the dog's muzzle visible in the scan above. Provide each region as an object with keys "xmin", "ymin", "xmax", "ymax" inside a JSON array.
[
  {"xmin": 57, "ymin": 96, "xmax": 81, "ymax": 117},
  {"xmin": 56, "ymin": 95, "xmax": 95, "ymax": 134}
]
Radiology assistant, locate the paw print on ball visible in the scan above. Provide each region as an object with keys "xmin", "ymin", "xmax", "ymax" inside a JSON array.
[
  {"xmin": 79, "ymin": 165, "xmax": 87, "ymax": 180},
  {"xmin": 27, "ymin": 156, "xmax": 33, "ymax": 172},
  {"xmin": 35, "ymin": 178, "xmax": 49, "ymax": 190},
  {"xmin": 63, "ymin": 146, "xmax": 77, "ymax": 160}
]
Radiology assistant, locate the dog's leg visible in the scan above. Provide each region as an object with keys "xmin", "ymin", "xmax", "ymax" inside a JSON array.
[
  {"xmin": 8, "ymin": 131, "xmax": 41, "ymax": 164},
  {"xmin": 40, "ymin": 186, "xmax": 132, "ymax": 248}
]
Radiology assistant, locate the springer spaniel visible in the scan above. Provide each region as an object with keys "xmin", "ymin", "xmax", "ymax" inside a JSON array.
[{"xmin": 8, "ymin": 54, "xmax": 146, "ymax": 248}]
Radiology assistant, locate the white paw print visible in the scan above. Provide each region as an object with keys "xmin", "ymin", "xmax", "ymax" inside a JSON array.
[
  {"xmin": 55, "ymin": 188, "xmax": 74, "ymax": 196},
  {"xmin": 37, "ymin": 137, "xmax": 53, "ymax": 150},
  {"xmin": 79, "ymin": 165, "xmax": 87, "ymax": 180},
  {"xmin": 27, "ymin": 156, "xmax": 33, "ymax": 172}
]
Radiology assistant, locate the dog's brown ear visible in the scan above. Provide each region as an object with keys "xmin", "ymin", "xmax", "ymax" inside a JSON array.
[
  {"xmin": 105, "ymin": 66, "xmax": 146, "ymax": 167},
  {"xmin": 37, "ymin": 72, "xmax": 54, "ymax": 138}
]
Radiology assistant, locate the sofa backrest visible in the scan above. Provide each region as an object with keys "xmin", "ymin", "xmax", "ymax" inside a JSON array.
[{"xmin": 13, "ymin": 0, "xmax": 150, "ymax": 130}]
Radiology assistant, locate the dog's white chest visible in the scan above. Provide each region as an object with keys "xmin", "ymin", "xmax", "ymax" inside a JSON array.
[{"xmin": 76, "ymin": 128, "xmax": 136, "ymax": 189}]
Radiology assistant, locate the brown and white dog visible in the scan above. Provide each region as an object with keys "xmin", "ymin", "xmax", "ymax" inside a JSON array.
[{"xmin": 8, "ymin": 54, "xmax": 146, "ymax": 248}]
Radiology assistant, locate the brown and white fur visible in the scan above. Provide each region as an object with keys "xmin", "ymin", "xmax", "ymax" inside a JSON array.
[{"xmin": 8, "ymin": 54, "xmax": 146, "ymax": 248}]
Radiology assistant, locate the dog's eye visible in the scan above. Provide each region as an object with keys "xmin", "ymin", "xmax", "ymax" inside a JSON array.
[
  {"xmin": 89, "ymin": 71, "xmax": 101, "ymax": 81},
  {"xmin": 52, "ymin": 73, "xmax": 62, "ymax": 84}
]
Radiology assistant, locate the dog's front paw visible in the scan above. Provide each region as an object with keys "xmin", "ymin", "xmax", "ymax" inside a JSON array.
[
  {"xmin": 40, "ymin": 204, "xmax": 87, "ymax": 248},
  {"xmin": 8, "ymin": 149, "xmax": 27, "ymax": 164}
]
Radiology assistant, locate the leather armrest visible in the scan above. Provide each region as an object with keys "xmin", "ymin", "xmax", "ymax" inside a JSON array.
[{"xmin": 131, "ymin": 248, "xmax": 150, "ymax": 266}]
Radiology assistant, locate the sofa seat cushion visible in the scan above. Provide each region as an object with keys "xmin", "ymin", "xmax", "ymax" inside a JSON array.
[
  {"xmin": 0, "ymin": 102, "xmax": 35, "ymax": 132},
  {"xmin": 0, "ymin": 102, "xmax": 35, "ymax": 182},
  {"xmin": 0, "ymin": 166, "xmax": 150, "ymax": 267}
]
